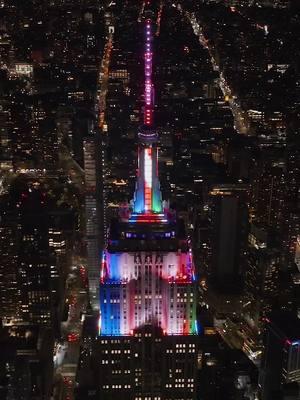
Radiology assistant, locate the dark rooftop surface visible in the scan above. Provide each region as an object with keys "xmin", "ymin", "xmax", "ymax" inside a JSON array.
[{"xmin": 269, "ymin": 311, "xmax": 300, "ymax": 342}]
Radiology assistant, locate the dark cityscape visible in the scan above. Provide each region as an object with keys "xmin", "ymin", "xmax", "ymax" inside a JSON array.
[{"xmin": 0, "ymin": 0, "xmax": 299, "ymax": 399}]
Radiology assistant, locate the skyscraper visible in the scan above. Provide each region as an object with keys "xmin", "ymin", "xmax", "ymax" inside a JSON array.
[
  {"xmin": 84, "ymin": 136, "xmax": 101, "ymax": 310},
  {"xmin": 244, "ymin": 224, "xmax": 282, "ymax": 328},
  {"xmin": 93, "ymin": 7, "xmax": 199, "ymax": 398},
  {"xmin": 0, "ymin": 219, "xmax": 20, "ymax": 323},
  {"xmin": 208, "ymin": 184, "xmax": 248, "ymax": 292},
  {"xmin": 259, "ymin": 312, "xmax": 300, "ymax": 400}
]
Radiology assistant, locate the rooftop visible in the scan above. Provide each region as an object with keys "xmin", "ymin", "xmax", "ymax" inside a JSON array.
[{"xmin": 267, "ymin": 311, "xmax": 300, "ymax": 342}]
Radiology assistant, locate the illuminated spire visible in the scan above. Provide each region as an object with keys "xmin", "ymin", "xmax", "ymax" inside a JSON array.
[
  {"xmin": 132, "ymin": 16, "xmax": 163, "ymax": 215},
  {"xmin": 144, "ymin": 20, "xmax": 154, "ymax": 126}
]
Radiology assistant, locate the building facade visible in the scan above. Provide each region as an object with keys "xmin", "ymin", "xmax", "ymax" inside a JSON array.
[
  {"xmin": 93, "ymin": 6, "xmax": 199, "ymax": 398},
  {"xmin": 84, "ymin": 136, "xmax": 101, "ymax": 310},
  {"xmin": 208, "ymin": 184, "xmax": 248, "ymax": 292},
  {"xmin": 259, "ymin": 312, "xmax": 300, "ymax": 400}
]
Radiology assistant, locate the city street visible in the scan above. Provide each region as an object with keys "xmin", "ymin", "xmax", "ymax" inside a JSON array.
[
  {"xmin": 53, "ymin": 28, "xmax": 114, "ymax": 399},
  {"xmin": 97, "ymin": 32, "xmax": 113, "ymax": 131},
  {"xmin": 184, "ymin": 9, "xmax": 250, "ymax": 135},
  {"xmin": 53, "ymin": 264, "xmax": 88, "ymax": 400}
]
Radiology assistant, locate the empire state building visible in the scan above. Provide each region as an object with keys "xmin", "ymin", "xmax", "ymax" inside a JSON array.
[{"xmin": 94, "ymin": 3, "xmax": 199, "ymax": 399}]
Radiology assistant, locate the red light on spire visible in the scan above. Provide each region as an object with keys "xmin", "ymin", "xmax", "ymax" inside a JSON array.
[{"xmin": 143, "ymin": 15, "xmax": 154, "ymax": 126}]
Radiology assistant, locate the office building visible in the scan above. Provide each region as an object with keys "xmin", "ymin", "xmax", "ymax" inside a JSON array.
[
  {"xmin": 0, "ymin": 220, "xmax": 21, "ymax": 324},
  {"xmin": 93, "ymin": 8, "xmax": 199, "ymax": 399},
  {"xmin": 259, "ymin": 311, "xmax": 300, "ymax": 400},
  {"xmin": 84, "ymin": 136, "xmax": 101, "ymax": 310},
  {"xmin": 0, "ymin": 325, "xmax": 54, "ymax": 400},
  {"xmin": 244, "ymin": 224, "xmax": 282, "ymax": 328},
  {"xmin": 208, "ymin": 184, "xmax": 248, "ymax": 292}
]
